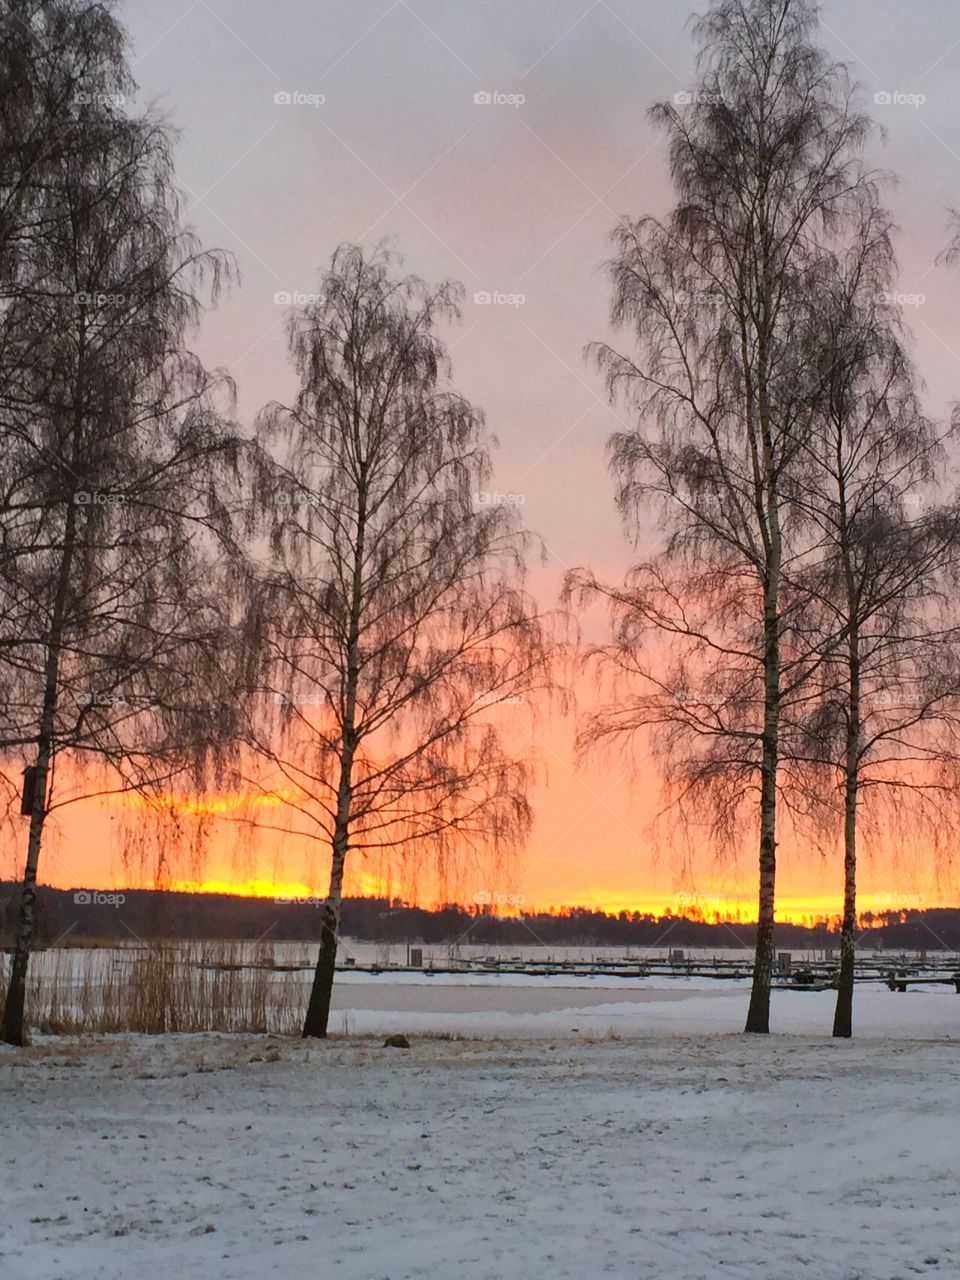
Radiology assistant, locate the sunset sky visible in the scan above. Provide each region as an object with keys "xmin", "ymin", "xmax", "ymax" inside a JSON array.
[{"xmin": 9, "ymin": 0, "xmax": 960, "ymax": 920}]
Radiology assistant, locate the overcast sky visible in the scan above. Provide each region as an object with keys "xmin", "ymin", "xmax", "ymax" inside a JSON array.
[{"xmin": 47, "ymin": 0, "xmax": 960, "ymax": 915}]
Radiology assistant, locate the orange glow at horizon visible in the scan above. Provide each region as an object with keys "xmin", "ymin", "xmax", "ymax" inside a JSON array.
[
  {"xmin": 170, "ymin": 869, "xmax": 397, "ymax": 902},
  {"xmin": 125, "ymin": 788, "xmax": 299, "ymax": 817},
  {"xmin": 34, "ymin": 868, "xmax": 955, "ymax": 928},
  {"xmin": 8, "ymin": 731, "xmax": 958, "ymax": 929}
]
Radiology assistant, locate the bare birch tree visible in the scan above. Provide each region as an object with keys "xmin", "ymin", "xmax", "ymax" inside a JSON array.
[
  {"xmin": 791, "ymin": 205, "xmax": 960, "ymax": 1037},
  {"xmin": 0, "ymin": 89, "xmax": 241, "ymax": 1045},
  {"xmin": 574, "ymin": 0, "xmax": 878, "ymax": 1031},
  {"xmin": 245, "ymin": 244, "xmax": 556, "ymax": 1039}
]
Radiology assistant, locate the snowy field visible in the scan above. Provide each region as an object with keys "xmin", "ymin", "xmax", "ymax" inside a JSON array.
[{"xmin": 2, "ymin": 985, "xmax": 960, "ymax": 1280}]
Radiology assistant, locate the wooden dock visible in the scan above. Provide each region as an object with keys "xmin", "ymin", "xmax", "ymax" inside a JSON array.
[{"xmin": 187, "ymin": 948, "xmax": 960, "ymax": 990}]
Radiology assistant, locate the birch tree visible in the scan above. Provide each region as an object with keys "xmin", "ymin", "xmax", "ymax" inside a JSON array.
[
  {"xmin": 247, "ymin": 244, "xmax": 555, "ymax": 1039},
  {"xmin": 0, "ymin": 92, "xmax": 240, "ymax": 1045},
  {"xmin": 575, "ymin": 0, "xmax": 878, "ymax": 1031},
  {"xmin": 792, "ymin": 205, "xmax": 960, "ymax": 1037}
]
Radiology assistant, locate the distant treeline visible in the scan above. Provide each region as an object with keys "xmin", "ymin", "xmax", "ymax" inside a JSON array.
[{"xmin": 2, "ymin": 883, "xmax": 959, "ymax": 951}]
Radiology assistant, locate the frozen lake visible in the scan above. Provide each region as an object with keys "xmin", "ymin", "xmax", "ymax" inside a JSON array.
[{"xmin": 16, "ymin": 940, "xmax": 960, "ymax": 1040}]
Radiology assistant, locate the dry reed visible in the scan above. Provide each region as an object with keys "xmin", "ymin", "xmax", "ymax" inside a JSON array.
[{"xmin": 1, "ymin": 941, "xmax": 310, "ymax": 1035}]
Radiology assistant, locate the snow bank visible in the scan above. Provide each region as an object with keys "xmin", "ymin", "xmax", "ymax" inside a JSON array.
[{"xmin": 1, "ymin": 1030, "xmax": 957, "ymax": 1280}]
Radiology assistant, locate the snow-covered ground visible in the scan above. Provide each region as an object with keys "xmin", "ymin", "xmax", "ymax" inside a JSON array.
[{"xmin": 2, "ymin": 987, "xmax": 959, "ymax": 1280}]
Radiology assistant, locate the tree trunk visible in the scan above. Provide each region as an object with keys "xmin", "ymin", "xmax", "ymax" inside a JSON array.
[
  {"xmin": 832, "ymin": 809, "xmax": 857, "ymax": 1037},
  {"xmin": 833, "ymin": 641, "xmax": 860, "ymax": 1038},
  {"xmin": 0, "ymin": 757, "xmax": 49, "ymax": 1046},
  {"xmin": 301, "ymin": 453, "xmax": 366, "ymax": 1040},
  {"xmin": 1, "ymin": 471, "xmax": 78, "ymax": 1045},
  {"xmin": 302, "ymin": 835, "xmax": 346, "ymax": 1039},
  {"xmin": 745, "ymin": 794, "xmax": 776, "ymax": 1033},
  {"xmin": 301, "ymin": 667, "xmax": 358, "ymax": 1040},
  {"xmin": 745, "ymin": 573, "xmax": 780, "ymax": 1034}
]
